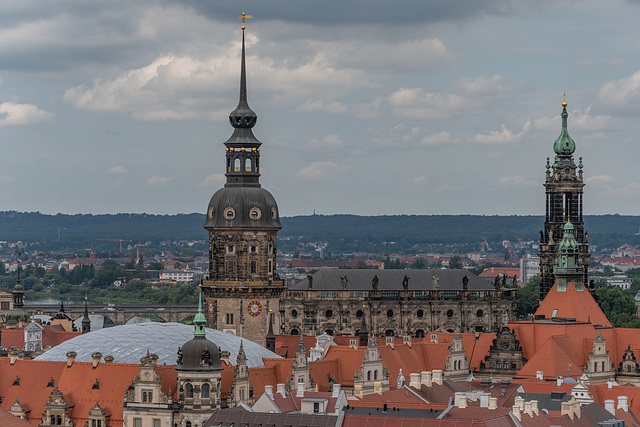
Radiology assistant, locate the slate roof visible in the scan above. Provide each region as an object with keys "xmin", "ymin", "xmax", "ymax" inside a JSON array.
[
  {"xmin": 203, "ymin": 407, "xmax": 338, "ymax": 427},
  {"xmin": 292, "ymin": 269, "xmax": 493, "ymax": 291}
]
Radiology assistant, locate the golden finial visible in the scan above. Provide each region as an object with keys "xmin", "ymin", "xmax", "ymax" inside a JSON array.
[
  {"xmin": 237, "ymin": 10, "xmax": 253, "ymax": 30},
  {"xmin": 562, "ymin": 92, "xmax": 567, "ymax": 108}
]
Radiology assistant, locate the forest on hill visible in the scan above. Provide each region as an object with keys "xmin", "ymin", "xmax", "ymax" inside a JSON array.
[{"xmin": 0, "ymin": 211, "xmax": 639, "ymax": 253}]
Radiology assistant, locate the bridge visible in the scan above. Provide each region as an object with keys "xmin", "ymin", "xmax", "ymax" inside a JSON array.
[{"xmin": 25, "ymin": 303, "xmax": 198, "ymax": 325}]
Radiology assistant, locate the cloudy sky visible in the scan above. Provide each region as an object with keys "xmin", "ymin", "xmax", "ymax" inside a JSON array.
[{"xmin": 1, "ymin": 0, "xmax": 639, "ymax": 216}]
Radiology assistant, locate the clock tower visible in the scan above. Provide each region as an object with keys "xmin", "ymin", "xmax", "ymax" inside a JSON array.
[{"xmin": 201, "ymin": 15, "xmax": 284, "ymax": 346}]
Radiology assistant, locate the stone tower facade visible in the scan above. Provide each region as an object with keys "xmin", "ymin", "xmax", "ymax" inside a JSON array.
[
  {"xmin": 202, "ymin": 23, "xmax": 284, "ymax": 345},
  {"xmin": 539, "ymin": 101, "xmax": 589, "ymax": 300}
]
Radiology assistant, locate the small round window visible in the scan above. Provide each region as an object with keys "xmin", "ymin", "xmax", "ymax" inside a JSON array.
[
  {"xmin": 417, "ymin": 309, "xmax": 424, "ymax": 318},
  {"xmin": 208, "ymin": 207, "xmax": 215, "ymax": 219},
  {"xmin": 271, "ymin": 207, "xmax": 278, "ymax": 220},
  {"xmin": 325, "ymin": 309, "xmax": 333, "ymax": 318},
  {"xmin": 356, "ymin": 310, "xmax": 363, "ymax": 318},
  {"xmin": 387, "ymin": 310, "xmax": 394, "ymax": 318},
  {"xmin": 291, "ymin": 309, "xmax": 298, "ymax": 319},
  {"xmin": 249, "ymin": 207, "xmax": 262, "ymax": 220},
  {"xmin": 223, "ymin": 207, "xmax": 236, "ymax": 220},
  {"xmin": 476, "ymin": 309, "xmax": 483, "ymax": 318},
  {"xmin": 447, "ymin": 309, "xmax": 454, "ymax": 318}
]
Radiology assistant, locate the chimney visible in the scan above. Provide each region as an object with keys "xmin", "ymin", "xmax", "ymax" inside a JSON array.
[
  {"xmin": 386, "ymin": 336, "xmax": 394, "ymax": 349},
  {"xmin": 277, "ymin": 383, "xmax": 286, "ymax": 397},
  {"xmin": 572, "ymin": 399, "xmax": 581, "ymax": 419},
  {"xmin": 264, "ymin": 385, "xmax": 273, "ymax": 399},
  {"xmin": 432, "ymin": 370, "xmax": 443, "ymax": 385},
  {"xmin": 617, "ymin": 396, "xmax": 628, "ymax": 413},
  {"xmin": 332, "ymin": 384, "xmax": 341, "ymax": 398},
  {"xmin": 454, "ymin": 392, "xmax": 464, "ymax": 407},
  {"xmin": 91, "ymin": 352, "xmax": 102, "ymax": 369},
  {"xmin": 480, "ymin": 393, "xmax": 490, "ymax": 408},
  {"xmin": 409, "ymin": 373, "xmax": 421, "ymax": 388},
  {"xmin": 403, "ymin": 335, "xmax": 412, "ymax": 348},
  {"xmin": 605, "ymin": 399, "xmax": 615, "ymax": 415},
  {"xmin": 536, "ymin": 371, "xmax": 544, "ymax": 381},
  {"xmin": 561, "ymin": 401, "xmax": 574, "ymax": 420},
  {"xmin": 524, "ymin": 401, "xmax": 532, "ymax": 417},
  {"xmin": 374, "ymin": 381, "xmax": 382, "ymax": 395},
  {"xmin": 9, "ymin": 348, "xmax": 21, "ymax": 365},
  {"xmin": 297, "ymin": 382, "xmax": 305, "ymax": 397},
  {"xmin": 607, "ymin": 378, "xmax": 616, "ymax": 390},
  {"xmin": 421, "ymin": 371, "xmax": 432, "ymax": 387},
  {"xmin": 354, "ymin": 384, "xmax": 363, "ymax": 398},
  {"xmin": 349, "ymin": 338, "xmax": 358, "ymax": 349},
  {"xmin": 104, "ymin": 355, "xmax": 114, "ymax": 363},
  {"xmin": 512, "ymin": 404, "xmax": 521, "ymax": 421},
  {"xmin": 488, "ymin": 397, "xmax": 498, "ymax": 410},
  {"xmin": 459, "ymin": 395, "xmax": 468, "ymax": 409},
  {"xmin": 515, "ymin": 396, "xmax": 525, "ymax": 410},
  {"xmin": 557, "ymin": 376, "xmax": 563, "ymax": 387},
  {"xmin": 530, "ymin": 400, "xmax": 539, "ymax": 416},
  {"xmin": 66, "ymin": 351, "xmax": 77, "ymax": 368}
]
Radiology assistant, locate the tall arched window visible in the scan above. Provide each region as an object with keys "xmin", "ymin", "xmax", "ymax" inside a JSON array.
[
  {"xmin": 367, "ymin": 371, "xmax": 371, "ymax": 381},
  {"xmin": 234, "ymin": 158, "xmax": 241, "ymax": 172},
  {"xmin": 142, "ymin": 391, "xmax": 147, "ymax": 402},
  {"xmin": 57, "ymin": 415, "xmax": 62, "ymax": 425},
  {"xmin": 185, "ymin": 383, "xmax": 194, "ymax": 398},
  {"xmin": 202, "ymin": 383, "xmax": 210, "ymax": 398},
  {"xmin": 374, "ymin": 370, "xmax": 378, "ymax": 380},
  {"xmin": 245, "ymin": 157, "xmax": 251, "ymax": 172}
]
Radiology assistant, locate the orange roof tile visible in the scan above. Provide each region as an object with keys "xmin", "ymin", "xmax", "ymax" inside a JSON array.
[{"xmin": 535, "ymin": 282, "xmax": 611, "ymax": 327}]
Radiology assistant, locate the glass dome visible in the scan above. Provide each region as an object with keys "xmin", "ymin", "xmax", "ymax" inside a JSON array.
[{"xmin": 34, "ymin": 322, "xmax": 279, "ymax": 368}]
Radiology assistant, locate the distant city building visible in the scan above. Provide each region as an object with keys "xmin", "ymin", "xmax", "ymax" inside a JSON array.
[
  {"xmin": 520, "ymin": 255, "xmax": 540, "ymax": 284},
  {"xmin": 591, "ymin": 275, "xmax": 632, "ymax": 290}
]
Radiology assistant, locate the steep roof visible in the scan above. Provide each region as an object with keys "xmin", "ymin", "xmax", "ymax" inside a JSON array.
[{"xmin": 534, "ymin": 282, "xmax": 611, "ymax": 327}]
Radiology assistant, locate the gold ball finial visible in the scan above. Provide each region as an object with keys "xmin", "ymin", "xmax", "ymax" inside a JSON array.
[
  {"xmin": 562, "ymin": 92, "xmax": 567, "ymax": 107},
  {"xmin": 562, "ymin": 101, "xmax": 567, "ymax": 107}
]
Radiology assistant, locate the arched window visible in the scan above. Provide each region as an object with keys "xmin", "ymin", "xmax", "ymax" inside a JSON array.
[
  {"xmin": 185, "ymin": 383, "xmax": 194, "ymax": 398},
  {"xmin": 57, "ymin": 415, "xmax": 62, "ymax": 425},
  {"xmin": 374, "ymin": 370, "xmax": 378, "ymax": 380},
  {"xmin": 367, "ymin": 371, "xmax": 371, "ymax": 381},
  {"xmin": 148, "ymin": 391, "xmax": 152, "ymax": 402},
  {"xmin": 415, "ymin": 329, "xmax": 425, "ymax": 338},
  {"xmin": 51, "ymin": 415, "xmax": 55, "ymax": 425},
  {"xmin": 245, "ymin": 157, "xmax": 251, "ymax": 172},
  {"xmin": 202, "ymin": 383, "xmax": 210, "ymax": 399},
  {"xmin": 290, "ymin": 328, "xmax": 299, "ymax": 336},
  {"xmin": 234, "ymin": 158, "xmax": 241, "ymax": 172},
  {"xmin": 186, "ymin": 422, "xmax": 192, "ymax": 427},
  {"xmin": 142, "ymin": 391, "xmax": 147, "ymax": 402}
]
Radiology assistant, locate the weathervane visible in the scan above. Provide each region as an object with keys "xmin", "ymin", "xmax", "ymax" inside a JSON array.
[{"xmin": 237, "ymin": 3, "xmax": 253, "ymax": 31}]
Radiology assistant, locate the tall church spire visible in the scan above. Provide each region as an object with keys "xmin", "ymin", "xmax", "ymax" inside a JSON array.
[{"xmin": 539, "ymin": 99, "xmax": 589, "ymax": 300}]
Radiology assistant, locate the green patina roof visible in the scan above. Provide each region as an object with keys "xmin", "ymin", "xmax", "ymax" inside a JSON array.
[
  {"xmin": 193, "ymin": 288, "xmax": 206, "ymax": 337},
  {"xmin": 553, "ymin": 102, "xmax": 576, "ymax": 156},
  {"xmin": 558, "ymin": 221, "xmax": 579, "ymax": 252}
]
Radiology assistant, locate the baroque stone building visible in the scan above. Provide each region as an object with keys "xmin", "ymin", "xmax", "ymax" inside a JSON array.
[
  {"xmin": 281, "ymin": 269, "xmax": 516, "ymax": 337},
  {"xmin": 539, "ymin": 100, "xmax": 590, "ymax": 300},
  {"xmin": 201, "ymin": 20, "xmax": 284, "ymax": 345},
  {"xmin": 200, "ymin": 19, "xmax": 516, "ymax": 345}
]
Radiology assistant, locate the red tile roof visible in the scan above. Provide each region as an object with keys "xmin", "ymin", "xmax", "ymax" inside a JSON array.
[{"xmin": 534, "ymin": 282, "xmax": 611, "ymax": 327}]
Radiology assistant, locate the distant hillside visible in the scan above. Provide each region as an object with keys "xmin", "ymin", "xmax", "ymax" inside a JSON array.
[{"xmin": 0, "ymin": 211, "xmax": 638, "ymax": 253}]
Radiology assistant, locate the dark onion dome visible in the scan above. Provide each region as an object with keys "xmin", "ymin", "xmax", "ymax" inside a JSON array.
[
  {"xmin": 176, "ymin": 291, "xmax": 222, "ymax": 371},
  {"xmin": 6, "ymin": 278, "xmax": 29, "ymax": 324},
  {"xmin": 204, "ymin": 186, "xmax": 281, "ymax": 229},
  {"xmin": 553, "ymin": 100, "xmax": 576, "ymax": 157}
]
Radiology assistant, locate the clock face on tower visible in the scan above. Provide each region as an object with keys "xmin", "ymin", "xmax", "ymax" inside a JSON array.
[{"xmin": 247, "ymin": 300, "xmax": 262, "ymax": 317}]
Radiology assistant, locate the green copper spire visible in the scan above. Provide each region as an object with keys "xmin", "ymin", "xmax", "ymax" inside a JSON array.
[
  {"xmin": 553, "ymin": 100, "xmax": 576, "ymax": 156},
  {"xmin": 194, "ymin": 287, "xmax": 206, "ymax": 337},
  {"xmin": 553, "ymin": 221, "xmax": 584, "ymax": 292}
]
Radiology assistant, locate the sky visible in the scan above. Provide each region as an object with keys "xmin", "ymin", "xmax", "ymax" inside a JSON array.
[{"xmin": 1, "ymin": 0, "xmax": 640, "ymax": 217}]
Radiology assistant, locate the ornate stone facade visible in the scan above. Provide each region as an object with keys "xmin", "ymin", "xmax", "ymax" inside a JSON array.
[
  {"xmin": 281, "ymin": 270, "xmax": 516, "ymax": 337},
  {"xmin": 539, "ymin": 101, "xmax": 590, "ymax": 299},
  {"xmin": 478, "ymin": 327, "xmax": 526, "ymax": 379}
]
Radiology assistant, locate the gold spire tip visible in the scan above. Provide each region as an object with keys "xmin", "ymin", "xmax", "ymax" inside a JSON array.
[
  {"xmin": 562, "ymin": 92, "xmax": 567, "ymax": 107},
  {"xmin": 237, "ymin": 11, "xmax": 254, "ymax": 30}
]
